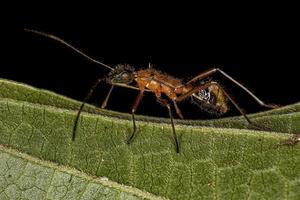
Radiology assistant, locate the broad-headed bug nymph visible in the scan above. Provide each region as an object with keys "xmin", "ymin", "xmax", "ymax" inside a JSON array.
[{"xmin": 25, "ymin": 28, "xmax": 279, "ymax": 153}]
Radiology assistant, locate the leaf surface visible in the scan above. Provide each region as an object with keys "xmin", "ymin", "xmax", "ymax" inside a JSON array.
[
  {"xmin": 0, "ymin": 145, "xmax": 165, "ymax": 200},
  {"xmin": 1, "ymin": 79, "xmax": 300, "ymax": 200}
]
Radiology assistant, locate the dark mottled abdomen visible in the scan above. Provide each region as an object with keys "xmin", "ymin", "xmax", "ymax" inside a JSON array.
[{"xmin": 191, "ymin": 83, "xmax": 228, "ymax": 115}]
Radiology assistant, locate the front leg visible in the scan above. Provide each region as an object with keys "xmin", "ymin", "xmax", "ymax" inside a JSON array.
[
  {"xmin": 101, "ymin": 85, "xmax": 115, "ymax": 108},
  {"xmin": 73, "ymin": 78, "xmax": 105, "ymax": 141},
  {"xmin": 127, "ymin": 90, "xmax": 144, "ymax": 144}
]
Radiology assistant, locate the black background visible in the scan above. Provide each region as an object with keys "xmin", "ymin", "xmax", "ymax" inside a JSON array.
[{"xmin": 2, "ymin": 7, "xmax": 299, "ymax": 119}]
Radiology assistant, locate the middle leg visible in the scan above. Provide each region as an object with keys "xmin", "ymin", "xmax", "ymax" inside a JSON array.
[
  {"xmin": 157, "ymin": 98, "xmax": 180, "ymax": 153},
  {"xmin": 173, "ymin": 100, "xmax": 184, "ymax": 119}
]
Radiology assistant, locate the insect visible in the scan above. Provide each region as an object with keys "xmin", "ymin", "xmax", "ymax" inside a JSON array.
[{"xmin": 25, "ymin": 28, "xmax": 278, "ymax": 153}]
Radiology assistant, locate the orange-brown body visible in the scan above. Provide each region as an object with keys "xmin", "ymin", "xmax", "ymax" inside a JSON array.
[
  {"xmin": 134, "ymin": 69, "xmax": 188, "ymax": 99},
  {"xmin": 134, "ymin": 68, "xmax": 228, "ymax": 114}
]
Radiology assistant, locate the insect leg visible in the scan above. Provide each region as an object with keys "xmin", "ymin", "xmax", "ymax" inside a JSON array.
[
  {"xmin": 72, "ymin": 78, "xmax": 105, "ymax": 141},
  {"xmin": 101, "ymin": 85, "xmax": 115, "ymax": 108},
  {"xmin": 157, "ymin": 98, "xmax": 180, "ymax": 153},
  {"xmin": 173, "ymin": 100, "xmax": 184, "ymax": 119},
  {"xmin": 176, "ymin": 82, "xmax": 213, "ymax": 102},
  {"xmin": 211, "ymin": 83, "xmax": 252, "ymax": 124},
  {"xmin": 127, "ymin": 90, "xmax": 144, "ymax": 144},
  {"xmin": 186, "ymin": 68, "xmax": 278, "ymax": 109},
  {"xmin": 211, "ymin": 82, "xmax": 275, "ymax": 130}
]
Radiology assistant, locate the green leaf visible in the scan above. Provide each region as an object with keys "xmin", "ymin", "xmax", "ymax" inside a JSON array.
[
  {"xmin": 0, "ymin": 145, "xmax": 165, "ymax": 200},
  {"xmin": 1, "ymin": 78, "xmax": 300, "ymax": 200}
]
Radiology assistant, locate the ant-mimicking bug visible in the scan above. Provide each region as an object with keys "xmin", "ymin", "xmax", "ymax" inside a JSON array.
[{"xmin": 25, "ymin": 28, "xmax": 281, "ymax": 153}]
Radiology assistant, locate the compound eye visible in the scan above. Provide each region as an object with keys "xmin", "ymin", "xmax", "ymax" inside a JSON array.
[
  {"xmin": 122, "ymin": 73, "xmax": 129, "ymax": 78},
  {"xmin": 119, "ymin": 72, "xmax": 133, "ymax": 83}
]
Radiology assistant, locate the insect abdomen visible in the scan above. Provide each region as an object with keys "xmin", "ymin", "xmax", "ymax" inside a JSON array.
[{"xmin": 191, "ymin": 83, "xmax": 228, "ymax": 115}]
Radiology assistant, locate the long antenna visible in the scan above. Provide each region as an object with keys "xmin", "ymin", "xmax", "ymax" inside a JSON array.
[{"xmin": 24, "ymin": 28, "xmax": 114, "ymax": 71}]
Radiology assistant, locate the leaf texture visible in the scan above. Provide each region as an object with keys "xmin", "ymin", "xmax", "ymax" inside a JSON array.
[{"xmin": 1, "ymin": 79, "xmax": 300, "ymax": 200}]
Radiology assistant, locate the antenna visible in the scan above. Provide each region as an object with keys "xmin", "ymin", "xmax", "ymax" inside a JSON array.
[{"xmin": 24, "ymin": 28, "xmax": 114, "ymax": 71}]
